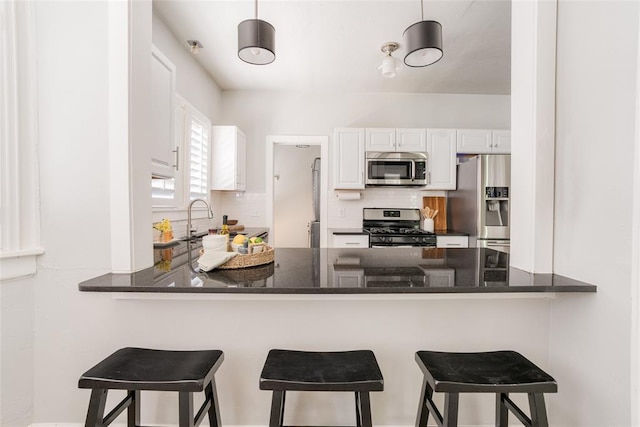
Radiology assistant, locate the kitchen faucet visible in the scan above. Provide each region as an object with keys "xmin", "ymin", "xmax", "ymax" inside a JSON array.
[{"xmin": 187, "ymin": 198, "xmax": 214, "ymax": 239}]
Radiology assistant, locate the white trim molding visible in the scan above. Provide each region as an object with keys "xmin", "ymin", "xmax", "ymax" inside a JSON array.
[{"xmin": 0, "ymin": 0, "xmax": 44, "ymax": 281}]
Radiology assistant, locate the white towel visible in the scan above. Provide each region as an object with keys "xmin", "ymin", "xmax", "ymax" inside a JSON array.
[{"xmin": 197, "ymin": 251, "xmax": 237, "ymax": 272}]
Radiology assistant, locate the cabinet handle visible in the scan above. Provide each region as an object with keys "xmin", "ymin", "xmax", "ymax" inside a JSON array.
[
  {"xmin": 345, "ymin": 242, "xmax": 360, "ymax": 245},
  {"xmin": 172, "ymin": 146, "xmax": 179, "ymax": 171}
]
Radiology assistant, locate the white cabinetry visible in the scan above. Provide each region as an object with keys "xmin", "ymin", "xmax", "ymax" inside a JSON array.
[
  {"xmin": 425, "ymin": 129, "xmax": 457, "ymax": 190},
  {"xmin": 333, "ymin": 128, "xmax": 365, "ymax": 189},
  {"xmin": 211, "ymin": 126, "xmax": 246, "ymax": 191},
  {"xmin": 457, "ymin": 129, "xmax": 511, "ymax": 154},
  {"xmin": 436, "ymin": 235, "xmax": 469, "ymax": 248},
  {"xmin": 150, "ymin": 46, "xmax": 177, "ymax": 178},
  {"xmin": 365, "ymin": 128, "xmax": 395, "ymax": 151},
  {"xmin": 491, "ymin": 130, "xmax": 511, "ymax": 154},
  {"xmin": 332, "ymin": 233, "xmax": 369, "ymax": 248},
  {"xmin": 365, "ymin": 128, "xmax": 426, "ymax": 152}
]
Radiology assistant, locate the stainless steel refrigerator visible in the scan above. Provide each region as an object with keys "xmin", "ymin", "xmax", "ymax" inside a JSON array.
[
  {"xmin": 309, "ymin": 157, "xmax": 321, "ymax": 248},
  {"xmin": 449, "ymin": 154, "xmax": 511, "ymax": 253}
]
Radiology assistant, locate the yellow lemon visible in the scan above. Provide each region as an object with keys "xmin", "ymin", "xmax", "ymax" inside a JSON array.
[{"xmin": 232, "ymin": 234, "xmax": 246, "ymax": 244}]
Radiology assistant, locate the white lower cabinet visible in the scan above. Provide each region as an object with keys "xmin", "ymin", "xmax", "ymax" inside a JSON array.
[
  {"xmin": 332, "ymin": 234, "xmax": 369, "ymax": 248},
  {"xmin": 436, "ymin": 235, "xmax": 469, "ymax": 248}
]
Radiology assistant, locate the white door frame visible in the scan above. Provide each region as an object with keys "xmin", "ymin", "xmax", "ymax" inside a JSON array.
[{"xmin": 266, "ymin": 135, "xmax": 329, "ymax": 248}]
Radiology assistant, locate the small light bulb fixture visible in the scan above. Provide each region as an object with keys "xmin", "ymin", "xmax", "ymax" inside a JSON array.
[
  {"xmin": 378, "ymin": 42, "xmax": 401, "ymax": 78},
  {"xmin": 187, "ymin": 40, "xmax": 203, "ymax": 55},
  {"xmin": 403, "ymin": 0, "xmax": 443, "ymax": 67},
  {"xmin": 238, "ymin": 0, "xmax": 275, "ymax": 65}
]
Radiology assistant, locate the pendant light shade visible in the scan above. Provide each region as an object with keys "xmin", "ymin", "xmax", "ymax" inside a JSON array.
[
  {"xmin": 238, "ymin": 0, "xmax": 275, "ymax": 65},
  {"xmin": 238, "ymin": 19, "xmax": 275, "ymax": 65},
  {"xmin": 403, "ymin": 20, "xmax": 442, "ymax": 67}
]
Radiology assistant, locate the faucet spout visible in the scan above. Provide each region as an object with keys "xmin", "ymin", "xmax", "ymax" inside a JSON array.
[{"xmin": 187, "ymin": 198, "xmax": 213, "ymax": 239}]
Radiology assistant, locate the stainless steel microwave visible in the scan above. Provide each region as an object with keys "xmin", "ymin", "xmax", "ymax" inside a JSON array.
[{"xmin": 365, "ymin": 152, "xmax": 428, "ymax": 186}]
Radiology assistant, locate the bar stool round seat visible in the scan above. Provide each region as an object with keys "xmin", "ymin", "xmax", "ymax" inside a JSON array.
[
  {"xmin": 260, "ymin": 349, "xmax": 384, "ymax": 427},
  {"xmin": 415, "ymin": 350, "xmax": 557, "ymax": 427},
  {"xmin": 79, "ymin": 347, "xmax": 224, "ymax": 427}
]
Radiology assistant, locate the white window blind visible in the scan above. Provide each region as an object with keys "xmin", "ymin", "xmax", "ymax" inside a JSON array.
[{"xmin": 188, "ymin": 108, "xmax": 210, "ymax": 201}]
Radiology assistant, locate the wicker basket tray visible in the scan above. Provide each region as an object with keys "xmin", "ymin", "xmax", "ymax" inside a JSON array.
[{"xmin": 217, "ymin": 246, "xmax": 275, "ymax": 270}]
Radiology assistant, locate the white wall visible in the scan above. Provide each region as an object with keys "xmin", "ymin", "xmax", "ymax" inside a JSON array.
[
  {"xmin": 218, "ymin": 91, "xmax": 510, "ymax": 228},
  {"xmin": 152, "ymin": 11, "xmax": 222, "ymax": 122},
  {"xmin": 548, "ymin": 1, "xmax": 639, "ymax": 425}
]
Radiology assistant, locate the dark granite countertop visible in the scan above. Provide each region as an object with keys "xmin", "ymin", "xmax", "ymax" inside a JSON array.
[{"xmin": 79, "ymin": 242, "xmax": 596, "ymax": 294}]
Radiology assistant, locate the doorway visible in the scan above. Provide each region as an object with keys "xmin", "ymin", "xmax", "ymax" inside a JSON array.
[{"xmin": 266, "ymin": 136, "xmax": 329, "ymax": 248}]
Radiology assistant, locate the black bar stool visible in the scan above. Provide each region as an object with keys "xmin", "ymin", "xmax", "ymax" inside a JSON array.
[
  {"xmin": 415, "ymin": 350, "xmax": 557, "ymax": 427},
  {"xmin": 259, "ymin": 349, "xmax": 384, "ymax": 427},
  {"xmin": 79, "ymin": 347, "xmax": 224, "ymax": 427}
]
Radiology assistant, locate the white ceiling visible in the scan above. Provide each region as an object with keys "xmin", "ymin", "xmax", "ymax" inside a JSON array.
[{"xmin": 153, "ymin": 0, "xmax": 511, "ymax": 95}]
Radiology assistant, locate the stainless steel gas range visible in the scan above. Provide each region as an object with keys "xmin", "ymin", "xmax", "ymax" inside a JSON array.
[{"xmin": 363, "ymin": 208, "xmax": 437, "ymax": 248}]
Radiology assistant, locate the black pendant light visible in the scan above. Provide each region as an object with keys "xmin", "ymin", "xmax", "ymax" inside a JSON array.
[
  {"xmin": 403, "ymin": 0, "xmax": 443, "ymax": 67},
  {"xmin": 238, "ymin": 0, "xmax": 275, "ymax": 65}
]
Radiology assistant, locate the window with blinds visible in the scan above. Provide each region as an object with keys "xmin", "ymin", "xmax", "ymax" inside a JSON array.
[
  {"xmin": 152, "ymin": 96, "xmax": 210, "ymax": 208},
  {"xmin": 187, "ymin": 108, "xmax": 210, "ymax": 201}
]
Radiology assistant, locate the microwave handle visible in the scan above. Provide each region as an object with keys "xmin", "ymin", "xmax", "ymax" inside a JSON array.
[{"xmin": 411, "ymin": 160, "xmax": 416, "ymax": 182}]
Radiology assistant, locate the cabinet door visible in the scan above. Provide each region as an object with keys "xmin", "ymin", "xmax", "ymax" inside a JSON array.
[
  {"xmin": 365, "ymin": 128, "xmax": 396, "ymax": 151},
  {"xmin": 333, "ymin": 128, "xmax": 365, "ymax": 189},
  {"xmin": 332, "ymin": 234, "xmax": 369, "ymax": 248},
  {"xmin": 150, "ymin": 46, "xmax": 177, "ymax": 178},
  {"xmin": 236, "ymin": 130, "xmax": 247, "ymax": 191},
  {"xmin": 492, "ymin": 130, "xmax": 511, "ymax": 154},
  {"xmin": 211, "ymin": 126, "xmax": 246, "ymax": 191},
  {"xmin": 396, "ymin": 128, "xmax": 427, "ymax": 151},
  {"xmin": 425, "ymin": 129, "xmax": 456, "ymax": 190},
  {"xmin": 456, "ymin": 129, "xmax": 492, "ymax": 154},
  {"xmin": 436, "ymin": 235, "xmax": 469, "ymax": 248}
]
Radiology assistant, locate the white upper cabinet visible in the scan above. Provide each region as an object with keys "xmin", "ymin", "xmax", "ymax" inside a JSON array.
[
  {"xmin": 396, "ymin": 128, "xmax": 427, "ymax": 151},
  {"xmin": 333, "ymin": 128, "xmax": 365, "ymax": 189},
  {"xmin": 457, "ymin": 129, "xmax": 511, "ymax": 154},
  {"xmin": 150, "ymin": 46, "xmax": 177, "ymax": 178},
  {"xmin": 491, "ymin": 130, "xmax": 511, "ymax": 154},
  {"xmin": 366, "ymin": 128, "xmax": 427, "ymax": 152},
  {"xmin": 425, "ymin": 129, "xmax": 457, "ymax": 190},
  {"xmin": 211, "ymin": 126, "xmax": 246, "ymax": 191},
  {"xmin": 365, "ymin": 128, "xmax": 395, "ymax": 151}
]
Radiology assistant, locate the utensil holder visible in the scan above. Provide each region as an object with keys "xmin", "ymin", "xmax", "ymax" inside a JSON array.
[{"xmin": 422, "ymin": 218, "xmax": 435, "ymax": 232}]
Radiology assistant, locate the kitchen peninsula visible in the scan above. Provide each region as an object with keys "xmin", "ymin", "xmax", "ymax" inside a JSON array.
[{"xmin": 79, "ymin": 242, "xmax": 596, "ymax": 294}]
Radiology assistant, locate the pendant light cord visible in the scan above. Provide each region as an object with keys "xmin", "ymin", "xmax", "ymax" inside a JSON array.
[
  {"xmin": 420, "ymin": 0, "xmax": 424, "ymax": 20},
  {"xmin": 255, "ymin": 0, "xmax": 258, "ymax": 19}
]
